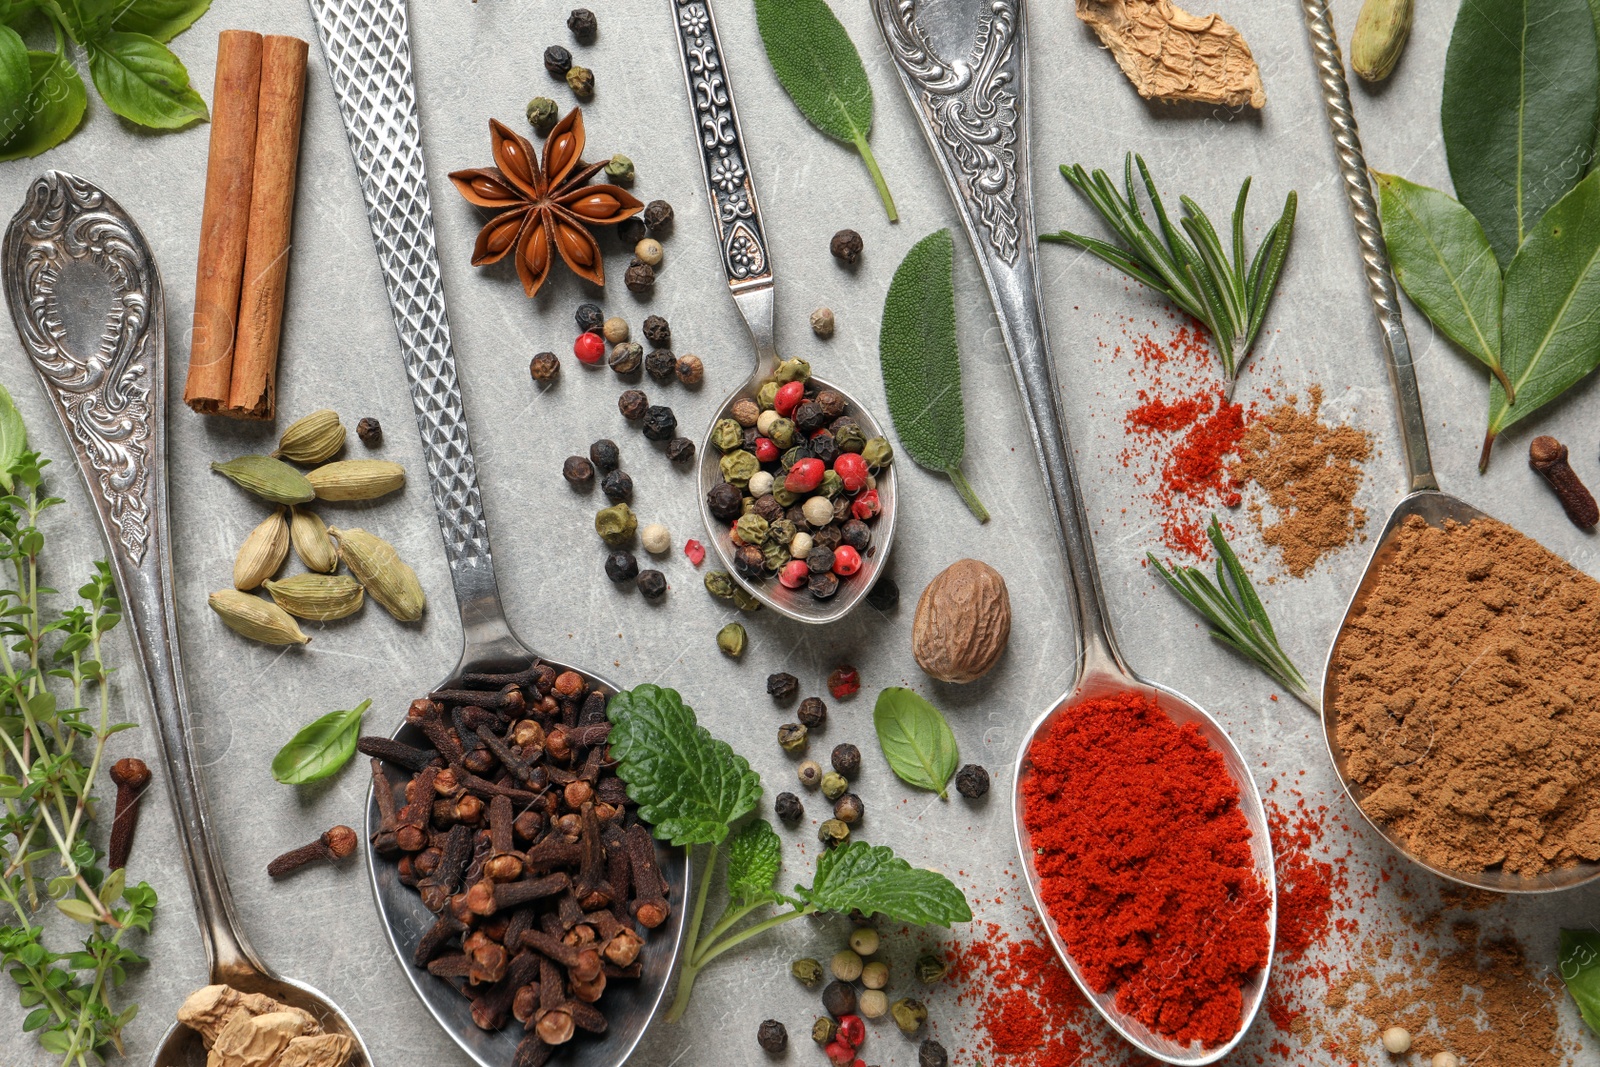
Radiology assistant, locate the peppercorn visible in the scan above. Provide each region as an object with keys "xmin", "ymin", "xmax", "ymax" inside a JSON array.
[
  {"xmin": 721, "ymin": 451, "xmax": 760, "ymax": 489},
  {"xmin": 792, "ymin": 957, "xmax": 825, "ymax": 986},
  {"xmin": 866, "ymin": 577, "xmax": 898, "ymax": 611},
  {"xmin": 356, "ymin": 417, "xmax": 382, "ymax": 446},
  {"xmin": 618, "ymin": 216, "xmax": 647, "ymax": 246},
  {"xmin": 766, "ymin": 672, "xmax": 799, "ymax": 702},
  {"xmin": 645, "ymin": 348, "xmax": 676, "ymax": 383},
  {"xmin": 833, "ymin": 793, "xmax": 863, "ymax": 824},
  {"xmin": 919, "ymin": 1038, "xmax": 949, "ymax": 1067},
  {"xmin": 830, "ymin": 228, "xmax": 863, "ymax": 264},
  {"xmin": 604, "ymin": 551, "xmax": 638, "ymax": 583},
  {"xmin": 526, "ymin": 96, "xmax": 559, "ymax": 133},
  {"xmin": 1382, "ymin": 1026, "xmax": 1412, "ymax": 1054},
  {"xmin": 829, "ymin": 743, "xmax": 860, "ymax": 778},
  {"xmin": 797, "ymin": 759, "xmax": 823, "ymax": 788},
  {"xmin": 812, "ymin": 1017, "xmax": 838, "ymax": 1044},
  {"xmin": 805, "ymin": 546, "xmax": 835, "ymax": 575},
  {"xmin": 635, "ymin": 237, "xmax": 664, "ymax": 266},
  {"xmin": 601, "ymin": 469, "xmax": 633, "ymax": 503},
  {"xmin": 820, "ymin": 771, "xmax": 848, "ymax": 800},
  {"xmin": 705, "ymin": 570, "xmax": 736, "ymax": 599},
  {"xmin": 860, "ymin": 960, "xmax": 888, "ymax": 989},
  {"xmin": 624, "ymin": 260, "xmax": 656, "ymax": 292},
  {"xmin": 835, "ymin": 423, "xmax": 867, "ymax": 454},
  {"xmin": 719, "ymin": 623, "xmax": 748, "ymax": 658},
  {"xmin": 575, "ymin": 303, "xmax": 604, "ymax": 332},
  {"xmin": 565, "ymin": 65, "xmax": 594, "ymax": 97},
  {"xmin": 543, "ymin": 44, "xmax": 572, "ymax": 76},
  {"xmin": 667, "ymin": 437, "xmax": 696, "ymax": 464},
  {"xmin": 811, "ymin": 306, "xmax": 835, "ymax": 338},
  {"xmin": 606, "ymin": 154, "xmax": 635, "ymax": 186},
  {"xmin": 915, "ymin": 954, "xmax": 946, "ymax": 984},
  {"xmin": 641, "ymin": 314, "xmax": 671, "ymax": 346},
  {"xmin": 778, "ymin": 722, "xmax": 807, "ymax": 751},
  {"xmin": 594, "ymin": 502, "xmax": 636, "ymax": 545},
  {"xmin": 775, "ymin": 791, "xmax": 804, "ymax": 823},
  {"xmin": 811, "ymin": 431, "xmax": 840, "ymax": 466},
  {"xmin": 614, "ymin": 389, "xmax": 646, "ymax": 421},
  {"xmin": 812, "ymin": 524, "xmax": 842, "ymax": 551},
  {"xmin": 753, "ymin": 494, "xmax": 785, "ymax": 523},
  {"xmin": 757, "ymin": 1019, "xmax": 787, "ymax": 1055},
  {"xmin": 675, "ymin": 354, "xmax": 704, "ymax": 386},
  {"xmin": 822, "ymin": 980, "xmax": 856, "ymax": 1019},
  {"xmin": 643, "ymin": 198, "xmax": 674, "ymax": 231},
  {"xmin": 702, "ymin": 487, "xmax": 740, "ymax": 526},
  {"xmin": 567, "ymin": 7, "xmax": 598, "ymax": 41},
  {"xmin": 641, "ymin": 523, "xmax": 670, "ymax": 555},
  {"xmin": 793, "ymin": 400, "xmax": 826, "ymax": 433},
  {"xmin": 955, "ymin": 764, "xmax": 990, "ymax": 798},
  {"xmin": 840, "ymin": 519, "xmax": 871, "ymax": 552},
  {"xmin": 835, "ymin": 1014, "xmax": 866, "ymax": 1049},
  {"xmin": 733, "ymin": 543, "xmax": 766, "ymax": 577},
  {"xmin": 808, "ymin": 572, "xmax": 839, "ymax": 600},
  {"xmin": 602, "ymin": 341, "xmax": 639, "ymax": 375},
  {"xmin": 637, "ymin": 569, "xmax": 667, "ymax": 600},
  {"xmin": 562, "ymin": 455, "xmax": 594, "ymax": 487},
  {"xmin": 828, "ymin": 666, "xmax": 860, "ymax": 699},
  {"xmin": 818, "ymin": 818, "xmax": 849, "ymax": 847},
  {"xmin": 587, "ymin": 438, "xmax": 620, "ymax": 473},
  {"xmin": 735, "ymin": 513, "xmax": 771, "ymax": 545},
  {"xmin": 830, "ymin": 949, "xmax": 863, "ymax": 982},
  {"xmin": 574, "ymin": 331, "xmax": 606, "ymax": 364},
  {"xmin": 642, "ymin": 405, "xmax": 677, "ymax": 441},
  {"xmin": 862, "ymin": 437, "xmax": 894, "ymax": 467},
  {"xmin": 734, "ymin": 587, "xmax": 762, "ymax": 612},
  {"xmin": 891, "ymin": 997, "xmax": 927, "ymax": 1034},
  {"xmin": 798, "ymin": 696, "xmax": 826, "ymax": 729},
  {"xmin": 858, "ymin": 988, "xmax": 888, "ymax": 1019},
  {"xmin": 529, "ymin": 351, "xmax": 561, "ymax": 383}
]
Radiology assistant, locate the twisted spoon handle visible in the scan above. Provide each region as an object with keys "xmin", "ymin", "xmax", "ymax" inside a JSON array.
[{"xmin": 1300, "ymin": 0, "xmax": 1437, "ymax": 492}]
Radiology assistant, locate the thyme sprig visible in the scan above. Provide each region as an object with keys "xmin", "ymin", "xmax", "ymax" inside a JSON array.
[
  {"xmin": 1148, "ymin": 517, "xmax": 1318, "ymax": 711},
  {"xmin": 1043, "ymin": 154, "xmax": 1297, "ymax": 393}
]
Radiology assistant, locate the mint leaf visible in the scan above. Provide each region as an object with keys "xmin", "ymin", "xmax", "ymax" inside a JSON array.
[
  {"xmin": 85, "ymin": 31, "xmax": 207, "ymax": 129},
  {"xmin": 0, "ymin": 49, "xmax": 87, "ymax": 160},
  {"xmin": 271, "ymin": 699, "xmax": 368, "ymax": 784},
  {"xmin": 879, "ymin": 229, "xmax": 987, "ymax": 521},
  {"xmin": 726, "ymin": 819, "xmax": 783, "ymax": 906},
  {"xmin": 872, "ymin": 687, "xmax": 958, "ymax": 799},
  {"xmin": 1561, "ymin": 929, "xmax": 1600, "ymax": 1036},
  {"xmin": 797, "ymin": 841, "xmax": 971, "ymax": 927},
  {"xmin": 111, "ymin": 0, "xmax": 211, "ymax": 42},
  {"xmin": 0, "ymin": 24, "xmax": 30, "ymax": 144},
  {"xmin": 0, "ymin": 383, "xmax": 28, "ymax": 490},
  {"xmin": 607, "ymin": 684, "xmax": 762, "ymax": 845}
]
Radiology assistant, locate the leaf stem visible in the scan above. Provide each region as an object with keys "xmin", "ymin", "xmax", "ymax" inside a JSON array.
[
  {"xmin": 945, "ymin": 466, "xmax": 990, "ymax": 523},
  {"xmin": 693, "ymin": 907, "xmax": 813, "ymax": 971},
  {"xmin": 691, "ymin": 902, "xmax": 762, "ymax": 968},
  {"xmin": 852, "ymin": 132, "xmax": 897, "ymax": 222}
]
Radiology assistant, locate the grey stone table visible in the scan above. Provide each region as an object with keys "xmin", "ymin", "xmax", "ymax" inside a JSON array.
[{"xmin": 2, "ymin": 0, "xmax": 1598, "ymax": 1064}]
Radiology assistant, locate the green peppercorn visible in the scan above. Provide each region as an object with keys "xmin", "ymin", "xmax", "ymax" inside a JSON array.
[
  {"xmin": 720, "ymin": 450, "xmax": 760, "ymax": 488},
  {"xmin": 775, "ymin": 357, "xmax": 812, "ymax": 382},
  {"xmin": 566, "ymin": 65, "xmax": 594, "ymax": 97},
  {"xmin": 525, "ymin": 96, "xmax": 559, "ymax": 133},
  {"xmin": 812, "ymin": 1017, "xmax": 838, "ymax": 1044},
  {"xmin": 778, "ymin": 722, "xmax": 808, "ymax": 752},
  {"xmin": 835, "ymin": 424, "xmax": 867, "ymax": 453},
  {"xmin": 757, "ymin": 381, "xmax": 779, "ymax": 409},
  {"xmin": 863, "ymin": 436, "xmax": 894, "ymax": 467},
  {"xmin": 819, "ymin": 469, "xmax": 845, "ymax": 500},
  {"xmin": 594, "ymin": 502, "xmax": 637, "ymax": 546},
  {"xmin": 733, "ymin": 587, "xmax": 762, "ymax": 613},
  {"xmin": 915, "ymin": 954, "xmax": 948, "ymax": 984},
  {"xmin": 820, "ymin": 771, "xmax": 848, "ymax": 800},
  {"xmin": 761, "ymin": 542, "xmax": 791, "ymax": 572},
  {"xmin": 792, "ymin": 958, "xmax": 825, "ymax": 986},
  {"xmin": 711, "ymin": 419, "xmax": 743, "ymax": 452},
  {"xmin": 772, "ymin": 485, "xmax": 800, "ymax": 507},
  {"xmin": 768, "ymin": 418, "xmax": 797, "ymax": 450},
  {"xmin": 734, "ymin": 513, "xmax": 770, "ymax": 544},
  {"xmin": 767, "ymin": 518, "xmax": 797, "ymax": 546},
  {"xmin": 605, "ymin": 153, "xmax": 635, "ymax": 185},
  {"xmin": 892, "ymin": 997, "xmax": 928, "ymax": 1035},
  {"xmin": 717, "ymin": 622, "xmax": 747, "ymax": 657},
  {"xmin": 704, "ymin": 571, "xmax": 736, "ymax": 599},
  {"xmin": 817, "ymin": 818, "xmax": 850, "ymax": 847}
]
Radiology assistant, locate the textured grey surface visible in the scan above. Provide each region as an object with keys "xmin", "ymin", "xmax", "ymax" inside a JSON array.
[{"xmin": 2, "ymin": 0, "xmax": 1599, "ymax": 1064}]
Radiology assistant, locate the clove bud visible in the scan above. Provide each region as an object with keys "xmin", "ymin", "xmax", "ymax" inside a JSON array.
[{"xmin": 1529, "ymin": 435, "xmax": 1598, "ymax": 529}]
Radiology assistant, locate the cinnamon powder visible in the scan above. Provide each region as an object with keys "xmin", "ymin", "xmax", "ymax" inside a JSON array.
[{"xmin": 1330, "ymin": 515, "xmax": 1600, "ymax": 876}]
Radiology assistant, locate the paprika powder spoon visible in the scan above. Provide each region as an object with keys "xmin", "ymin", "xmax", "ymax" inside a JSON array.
[
  {"xmin": 871, "ymin": 0, "xmax": 1276, "ymax": 1060},
  {"xmin": 309, "ymin": 2, "xmax": 688, "ymax": 1064},
  {"xmin": 1300, "ymin": 0, "xmax": 1600, "ymax": 894}
]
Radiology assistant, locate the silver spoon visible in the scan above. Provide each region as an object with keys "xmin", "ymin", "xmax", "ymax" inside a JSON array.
[
  {"xmin": 2, "ymin": 171, "xmax": 372, "ymax": 1067},
  {"xmin": 871, "ymin": 1, "xmax": 1275, "ymax": 1060},
  {"xmin": 308, "ymin": 1, "xmax": 690, "ymax": 1063},
  {"xmin": 1299, "ymin": 0, "xmax": 1600, "ymax": 894},
  {"xmin": 669, "ymin": 0, "xmax": 898, "ymax": 624}
]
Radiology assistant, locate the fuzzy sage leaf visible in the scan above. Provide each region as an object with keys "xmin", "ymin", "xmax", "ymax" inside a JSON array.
[
  {"xmin": 752, "ymin": 0, "xmax": 896, "ymax": 220},
  {"xmin": 879, "ymin": 228, "xmax": 988, "ymax": 521},
  {"xmin": 872, "ymin": 687, "xmax": 959, "ymax": 798},
  {"xmin": 271, "ymin": 699, "xmax": 369, "ymax": 784}
]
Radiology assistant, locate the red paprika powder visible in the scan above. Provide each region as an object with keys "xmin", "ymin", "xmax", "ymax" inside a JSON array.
[{"xmin": 1020, "ymin": 689, "xmax": 1271, "ymax": 1048}]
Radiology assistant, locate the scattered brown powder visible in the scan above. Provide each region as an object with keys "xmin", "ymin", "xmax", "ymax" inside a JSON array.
[
  {"xmin": 1330, "ymin": 514, "xmax": 1600, "ymax": 876},
  {"xmin": 1233, "ymin": 386, "xmax": 1371, "ymax": 577}
]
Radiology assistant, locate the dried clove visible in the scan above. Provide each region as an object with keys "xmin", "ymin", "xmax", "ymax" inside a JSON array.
[{"xmin": 1529, "ymin": 435, "xmax": 1599, "ymax": 529}]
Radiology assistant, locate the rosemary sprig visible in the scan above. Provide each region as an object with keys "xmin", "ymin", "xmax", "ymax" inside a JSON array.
[
  {"xmin": 1043, "ymin": 154, "xmax": 1297, "ymax": 394},
  {"xmin": 1148, "ymin": 517, "xmax": 1318, "ymax": 711}
]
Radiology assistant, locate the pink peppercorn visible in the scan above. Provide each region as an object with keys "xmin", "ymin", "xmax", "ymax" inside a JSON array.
[
  {"xmin": 774, "ymin": 381, "xmax": 805, "ymax": 416},
  {"xmin": 824, "ymin": 1041, "xmax": 855, "ymax": 1066},
  {"xmin": 573, "ymin": 332, "xmax": 606, "ymax": 364},
  {"xmin": 828, "ymin": 666, "xmax": 860, "ymax": 699},
  {"xmin": 785, "ymin": 458, "xmax": 824, "ymax": 493},
  {"xmin": 836, "ymin": 1015, "xmax": 866, "ymax": 1048},
  {"xmin": 684, "ymin": 539, "xmax": 705, "ymax": 566},
  {"xmin": 833, "ymin": 453, "xmax": 869, "ymax": 493},
  {"xmin": 851, "ymin": 489, "xmax": 881, "ymax": 521},
  {"xmin": 754, "ymin": 437, "xmax": 779, "ymax": 463},
  {"xmin": 832, "ymin": 544, "xmax": 861, "ymax": 576},
  {"xmin": 779, "ymin": 560, "xmax": 810, "ymax": 589}
]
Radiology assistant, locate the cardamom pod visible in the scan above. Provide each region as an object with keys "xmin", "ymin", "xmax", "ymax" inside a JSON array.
[
  {"xmin": 1351, "ymin": 0, "xmax": 1413, "ymax": 82},
  {"xmin": 264, "ymin": 573, "xmax": 365, "ymax": 621},
  {"xmin": 329, "ymin": 526, "xmax": 425, "ymax": 621},
  {"xmin": 211, "ymin": 455, "xmax": 316, "ymax": 505},
  {"xmin": 273, "ymin": 409, "xmax": 347, "ymax": 464},
  {"xmin": 233, "ymin": 508, "xmax": 289, "ymax": 590},
  {"xmin": 208, "ymin": 589, "xmax": 310, "ymax": 645},
  {"xmin": 289, "ymin": 506, "xmax": 338, "ymax": 573},
  {"xmin": 307, "ymin": 460, "xmax": 406, "ymax": 502}
]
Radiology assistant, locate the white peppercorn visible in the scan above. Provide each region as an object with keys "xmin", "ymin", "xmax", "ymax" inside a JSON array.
[
  {"xmin": 748, "ymin": 471, "xmax": 775, "ymax": 497},
  {"xmin": 602, "ymin": 316, "xmax": 629, "ymax": 343},
  {"xmin": 811, "ymin": 307, "xmax": 835, "ymax": 338},
  {"xmin": 861, "ymin": 961, "xmax": 888, "ymax": 989},
  {"xmin": 848, "ymin": 927, "xmax": 879, "ymax": 956},
  {"xmin": 641, "ymin": 523, "xmax": 670, "ymax": 555},
  {"xmin": 858, "ymin": 988, "xmax": 888, "ymax": 1019},
  {"xmin": 635, "ymin": 238, "xmax": 664, "ymax": 266},
  {"xmin": 830, "ymin": 949, "xmax": 863, "ymax": 982},
  {"xmin": 802, "ymin": 496, "xmax": 834, "ymax": 527}
]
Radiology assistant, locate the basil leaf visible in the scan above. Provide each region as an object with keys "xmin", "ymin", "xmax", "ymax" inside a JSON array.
[
  {"xmin": 1375, "ymin": 173, "xmax": 1508, "ymax": 394},
  {"xmin": 46, "ymin": 0, "xmax": 117, "ymax": 41},
  {"xmin": 0, "ymin": 383, "xmax": 28, "ymax": 491},
  {"xmin": 1487, "ymin": 168, "xmax": 1600, "ymax": 463},
  {"xmin": 1442, "ymin": 0, "xmax": 1600, "ymax": 265},
  {"xmin": 726, "ymin": 818, "xmax": 783, "ymax": 906},
  {"xmin": 753, "ymin": 0, "xmax": 896, "ymax": 220},
  {"xmin": 0, "ymin": 24, "xmax": 30, "ymax": 144},
  {"xmin": 271, "ymin": 699, "xmax": 369, "ymax": 784},
  {"xmin": 879, "ymin": 229, "xmax": 988, "ymax": 521},
  {"xmin": 1560, "ymin": 929, "xmax": 1600, "ymax": 1036},
  {"xmin": 607, "ymin": 684, "xmax": 762, "ymax": 845},
  {"xmin": 85, "ymin": 31, "xmax": 207, "ymax": 129},
  {"xmin": 872, "ymin": 687, "xmax": 959, "ymax": 798},
  {"xmin": 0, "ymin": 48, "xmax": 86, "ymax": 161},
  {"xmin": 796, "ymin": 841, "xmax": 971, "ymax": 927},
  {"xmin": 111, "ymin": 0, "xmax": 211, "ymax": 42}
]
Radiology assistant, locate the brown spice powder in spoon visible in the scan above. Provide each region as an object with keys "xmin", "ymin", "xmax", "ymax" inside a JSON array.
[{"xmin": 1331, "ymin": 514, "xmax": 1600, "ymax": 876}]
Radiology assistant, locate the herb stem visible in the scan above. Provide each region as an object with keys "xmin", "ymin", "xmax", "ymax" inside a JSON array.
[
  {"xmin": 852, "ymin": 132, "xmax": 898, "ymax": 222},
  {"xmin": 691, "ymin": 901, "xmax": 763, "ymax": 968},
  {"xmin": 680, "ymin": 840, "xmax": 718, "ymax": 976},
  {"xmin": 693, "ymin": 907, "xmax": 813, "ymax": 971},
  {"xmin": 945, "ymin": 466, "xmax": 990, "ymax": 523}
]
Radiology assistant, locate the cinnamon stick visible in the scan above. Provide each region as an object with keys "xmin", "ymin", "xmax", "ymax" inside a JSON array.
[
  {"xmin": 183, "ymin": 30, "xmax": 262, "ymax": 414},
  {"xmin": 226, "ymin": 34, "xmax": 308, "ymax": 421}
]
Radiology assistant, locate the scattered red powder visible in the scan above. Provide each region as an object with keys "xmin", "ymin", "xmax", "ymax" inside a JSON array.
[
  {"xmin": 946, "ymin": 922, "xmax": 1090, "ymax": 1067},
  {"xmin": 1021, "ymin": 689, "xmax": 1271, "ymax": 1048}
]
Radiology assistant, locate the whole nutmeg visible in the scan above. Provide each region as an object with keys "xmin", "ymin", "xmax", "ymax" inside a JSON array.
[{"xmin": 912, "ymin": 559, "xmax": 1011, "ymax": 683}]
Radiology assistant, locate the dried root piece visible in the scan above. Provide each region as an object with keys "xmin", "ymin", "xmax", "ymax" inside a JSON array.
[
  {"xmin": 1076, "ymin": 0, "xmax": 1265, "ymax": 109},
  {"xmin": 177, "ymin": 985, "xmax": 317, "ymax": 1045}
]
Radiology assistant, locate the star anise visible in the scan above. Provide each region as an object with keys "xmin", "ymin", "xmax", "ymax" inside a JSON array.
[{"xmin": 448, "ymin": 109, "xmax": 642, "ymax": 297}]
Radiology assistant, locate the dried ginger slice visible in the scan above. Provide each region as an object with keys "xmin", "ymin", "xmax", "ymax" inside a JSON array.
[{"xmin": 1076, "ymin": 0, "xmax": 1266, "ymax": 109}]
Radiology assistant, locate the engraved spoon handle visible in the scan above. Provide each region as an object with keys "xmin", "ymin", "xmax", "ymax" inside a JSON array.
[
  {"xmin": 2, "ymin": 173, "xmax": 264, "ymax": 982},
  {"xmin": 669, "ymin": 0, "xmax": 780, "ymax": 372}
]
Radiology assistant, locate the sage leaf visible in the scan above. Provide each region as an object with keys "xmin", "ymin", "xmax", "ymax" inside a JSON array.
[
  {"xmin": 753, "ymin": 0, "xmax": 896, "ymax": 220},
  {"xmin": 271, "ymin": 699, "xmax": 369, "ymax": 784},
  {"xmin": 1486, "ymin": 168, "xmax": 1600, "ymax": 468},
  {"xmin": 796, "ymin": 841, "xmax": 972, "ymax": 926},
  {"xmin": 0, "ymin": 24, "xmax": 30, "ymax": 144},
  {"xmin": 0, "ymin": 49, "xmax": 87, "ymax": 161},
  {"xmin": 879, "ymin": 229, "xmax": 988, "ymax": 521},
  {"xmin": 1442, "ymin": 0, "xmax": 1600, "ymax": 265},
  {"xmin": 872, "ymin": 687, "xmax": 959, "ymax": 798},
  {"xmin": 1374, "ymin": 172, "xmax": 1509, "ymax": 397},
  {"xmin": 726, "ymin": 818, "xmax": 783, "ymax": 906},
  {"xmin": 111, "ymin": 0, "xmax": 211, "ymax": 42},
  {"xmin": 607, "ymin": 683, "xmax": 762, "ymax": 845},
  {"xmin": 1560, "ymin": 928, "xmax": 1600, "ymax": 1036},
  {"xmin": 85, "ymin": 31, "xmax": 207, "ymax": 129},
  {"xmin": 0, "ymin": 383, "xmax": 27, "ymax": 491}
]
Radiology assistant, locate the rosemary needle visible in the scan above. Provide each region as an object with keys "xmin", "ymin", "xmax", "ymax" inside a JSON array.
[{"xmin": 1148, "ymin": 517, "xmax": 1319, "ymax": 712}]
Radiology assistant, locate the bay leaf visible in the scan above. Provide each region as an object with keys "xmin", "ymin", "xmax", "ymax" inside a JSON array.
[
  {"xmin": 872, "ymin": 687, "xmax": 959, "ymax": 799},
  {"xmin": 271, "ymin": 699, "xmax": 369, "ymax": 784}
]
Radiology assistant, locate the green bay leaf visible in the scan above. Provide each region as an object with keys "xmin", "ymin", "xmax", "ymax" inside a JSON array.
[
  {"xmin": 726, "ymin": 818, "xmax": 783, "ymax": 906},
  {"xmin": 872, "ymin": 687, "xmax": 958, "ymax": 798},
  {"xmin": 85, "ymin": 31, "xmax": 208, "ymax": 129},
  {"xmin": 271, "ymin": 699, "xmax": 368, "ymax": 784},
  {"xmin": 1561, "ymin": 928, "xmax": 1600, "ymax": 1036},
  {"xmin": 1442, "ymin": 0, "xmax": 1600, "ymax": 265},
  {"xmin": 0, "ymin": 49, "xmax": 88, "ymax": 161},
  {"xmin": 796, "ymin": 841, "xmax": 970, "ymax": 926}
]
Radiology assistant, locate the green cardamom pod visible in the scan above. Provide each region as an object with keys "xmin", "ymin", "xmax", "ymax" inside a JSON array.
[
  {"xmin": 329, "ymin": 526, "xmax": 425, "ymax": 621},
  {"xmin": 264, "ymin": 573, "xmax": 365, "ymax": 621},
  {"xmin": 273, "ymin": 409, "xmax": 347, "ymax": 464},
  {"xmin": 211, "ymin": 456, "xmax": 316, "ymax": 505},
  {"xmin": 208, "ymin": 589, "xmax": 310, "ymax": 645},
  {"xmin": 289, "ymin": 506, "xmax": 338, "ymax": 573},
  {"xmin": 233, "ymin": 507, "xmax": 289, "ymax": 590},
  {"xmin": 1351, "ymin": 0, "xmax": 1413, "ymax": 82},
  {"xmin": 307, "ymin": 460, "xmax": 406, "ymax": 501}
]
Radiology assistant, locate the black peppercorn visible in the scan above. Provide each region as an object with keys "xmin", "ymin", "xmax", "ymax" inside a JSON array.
[
  {"xmin": 840, "ymin": 519, "xmax": 871, "ymax": 552},
  {"xmin": 786, "ymin": 505, "xmax": 810, "ymax": 529},
  {"xmin": 830, "ymin": 228, "xmax": 863, "ymax": 265},
  {"xmin": 562, "ymin": 455, "xmax": 594, "ymax": 488},
  {"xmin": 794, "ymin": 400, "xmax": 828, "ymax": 433},
  {"xmin": 575, "ymin": 303, "xmax": 604, "ymax": 332},
  {"xmin": 645, "ymin": 348, "xmax": 676, "ymax": 383},
  {"xmin": 756, "ymin": 1019, "xmax": 787, "ymax": 1055},
  {"xmin": 866, "ymin": 577, "xmax": 899, "ymax": 611},
  {"xmin": 543, "ymin": 44, "xmax": 572, "ymax": 76},
  {"xmin": 812, "ymin": 525, "xmax": 842, "ymax": 551},
  {"xmin": 529, "ymin": 351, "xmax": 560, "ymax": 382},
  {"xmin": 767, "ymin": 672, "xmax": 800, "ymax": 702},
  {"xmin": 956, "ymin": 764, "xmax": 990, "ymax": 798},
  {"xmin": 742, "ymin": 425, "xmax": 761, "ymax": 450},
  {"xmin": 675, "ymin": 354, "xmax": 704, "ymax": 386},
  {"xmin": 604, "ymin": 551, "xmax": 639, "ymax": 583},
  {"xmin": 643, "ymin": 199, "xmax": 674, "ymax": 231},
  {"xmin": 797, "ymin": 696, "xmax": 826, "ymax": 729},
  {"xmin": 821, "ymin": 980, "xmax": 856, "ymax": 1018},
  {"xmin": 919, "ymin": 1038, "xmax": 949, "ymax": 1067},
  {"xmin": 567, "ymin": 7, "xmax": 597, "ymax": 42},
  {"xmin": 707, "ymin": 482, "xmax": 743, "ymax": 521},
  {"xmin": 588, "ymin": 438, "xmax": 620, "ymax": 473},
  {"xmin": 808, "ymin": 572, "xmax": 839, "ymax": 599},
  {"xmin": 665, "ymin": 437, "xmax": 695, "ymax": 464},
  {"xmin": 754, "ymin": 495, "xmax": 785, "ymax": 523},
  {"xmin": 775, "ymin": 791, "xmax": 804, "ymax": 824},
  {"xmin": 831, "ymin": 743, "xmax": 860, "ymax": 778},
  {"xmin": 806, "ymin": 547, "xmax": 835, "ymax": 574},
  {"xmin": 642, "ymin": 405, "xmax": 677, "ymax": 441},
  {"xmin": 733, "ymin": 543, "xmax": 766, "ymax": 578},
  {"xmin": 356, "ymin": 417, "xmax": 382, "ymax": 446},
  {"xmin": 618, "ymin": 216, "xmax": 647, "ymax": 246},
  {"xmin": 637, "ymin": 569, "xmax": 667, "ymax": 600},
  {"xmin": 811, "ymin": 430, "xmax": 839, "ymax": 465},
  {"xmin": 618, "ymin": 389, "xmax": 649, "ymax": 421},
  {"xmin": 833, "ymin": 792, "xmax": 863, "ymax": 824},
  {"xmin": 608, "ymin": 341, "xmax": 642, "ymax": 374},
  {"xmin": 642, "ymin": 314, "xmax": 671, "ymax": 346},
  {"xmin": 601, "ymin": 469, "xmax": 633, "ymax": 502},
  {"xmin": 815, "ymin": 389, "xmax": 847, "ymax": 418},
  {"xmin": 624, "ymin": 260, "xmax": 656, "ymax": 293}
]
